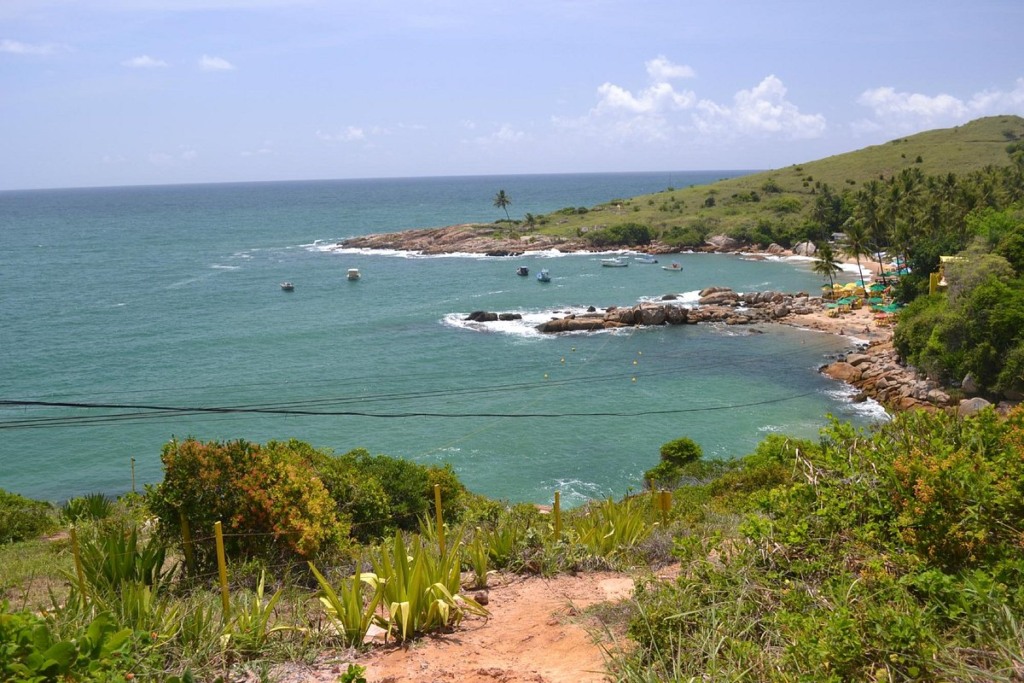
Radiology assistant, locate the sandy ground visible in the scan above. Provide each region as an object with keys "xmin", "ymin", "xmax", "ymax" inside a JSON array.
[
  {"xmin": 779, "ymin": 300, "xmax": 893, "ymax": 346},
  {"xmin": 272, "ymin": 571, "xmax": 646, "ymax": 683}
]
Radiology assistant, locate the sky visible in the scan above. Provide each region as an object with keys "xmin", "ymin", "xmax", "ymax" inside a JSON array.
[{"xmin": 2, "ymin": 0, "xmax": 1023, "ymax": 191}]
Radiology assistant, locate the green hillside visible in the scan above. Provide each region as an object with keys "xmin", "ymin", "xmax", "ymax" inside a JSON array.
[{"xmin": 528, "ymin": 115, "xmax": 1024, "ymax": 243}]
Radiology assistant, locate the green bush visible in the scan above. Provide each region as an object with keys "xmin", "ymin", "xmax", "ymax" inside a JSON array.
[
  {"xmin": 0, "ymin": 489, "xmax": 55, "ymax": 544},
  {"xmin": 644, "ymin": 437, "xmax": 703, "ymax": 489},
  {"xmin": 147, "ymin": 438, "xmax": 347, "ymax": 569},
  {"xmin": 60, "ymin": 493, "xmax": 114, "ymax": 524},
  {"xmin": 311, "ymin": 448, "xmax": 470, "ymax": 542},
  {"xmin": 584, "ymin": 222, "xmax": 652, "ymax": 247}
]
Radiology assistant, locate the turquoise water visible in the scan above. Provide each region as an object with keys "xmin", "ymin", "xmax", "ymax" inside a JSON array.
[{"xmin": 0, "ymin": 173, "xmax": 883, "ymax": 505}]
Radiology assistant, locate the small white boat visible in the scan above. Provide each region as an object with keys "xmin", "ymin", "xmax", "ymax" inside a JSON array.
[
  {"xmin": 347, "ymin": 268, "xmax": 361, "ymax": 281},
  {"xmin": 516, "ymin": 266, "xmax": 529, "ymax": 276},
  {"xmin": 634, "ymin": 255, "xmax": 658, "ymax": 264},
  {"xmin": 280, "ymin": 281, "xmax": 295, "ymax": 291},
  {"xmin": 536, "ymin": 269, "xmax": 551, "ymax": 282},
  {"xmin": 601, "ymin": 258, "xmax": 628, "ymax": 267},
  {"xmin": 662, "ymin": 262, "xmax": 682, "ymax": 272}
]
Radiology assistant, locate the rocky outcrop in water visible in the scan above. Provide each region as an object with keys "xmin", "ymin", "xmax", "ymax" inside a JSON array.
[
  {"xmin": 340, "ymin": 224, "xmax": 588, "ymax": 255},
  {"xmin": 821, "ymin": 341, "xmax": 954, "ymax": 411},
  {"xmin": 535, "ymin": 287, "xmax": 802, "ymax": 333}
]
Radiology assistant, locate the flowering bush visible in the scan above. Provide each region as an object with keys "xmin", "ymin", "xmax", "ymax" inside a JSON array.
[{"xmin": 148, "ymin": 438, "xmax": 347, "ymax": 569}]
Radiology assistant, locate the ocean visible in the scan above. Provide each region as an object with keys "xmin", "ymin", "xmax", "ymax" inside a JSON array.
[{"xmin": 0, "ymin": 172, "xmax": 885, "ymax": 506}]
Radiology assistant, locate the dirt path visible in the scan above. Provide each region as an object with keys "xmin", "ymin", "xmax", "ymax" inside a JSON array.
[{"xmin": 274, "ymin": 571, "xmax": 639, "ymax": 683}]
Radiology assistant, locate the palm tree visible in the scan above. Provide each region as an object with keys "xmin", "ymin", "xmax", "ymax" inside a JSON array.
[
  {"xmin": 493, "ymin": 190, "xmax": 511, "ymax": 221},
  {"xmin": 841, "ymin": 217, "xmax": 870, "ymax": 288},
  {"xmin": 813, "ymin": 242, "xmax": 842, "ymax": 294}
]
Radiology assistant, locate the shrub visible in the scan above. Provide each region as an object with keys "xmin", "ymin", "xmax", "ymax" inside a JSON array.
[
  {"xmin": 644, "ymin": 438, "xmax": 703, "ymax": 489},
  {"xmin": 0, "ymin": 489, "xmax": 55, "ymax": 544},
  {"xmin": 311, "ymin": 449, "xmax": 469, "ymax": 541},
  {"xmin": 584, "ymin": 222, "xmax": 652, "ymax": 247},
  {"xmin": 147, "ymin": 438, "xmax": 347, "ymax": 569},
  {"xmin": 60, "ymin": 493, "xmax": 114, "ymax": 524}
]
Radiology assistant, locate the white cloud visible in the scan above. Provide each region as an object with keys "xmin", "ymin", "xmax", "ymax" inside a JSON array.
[
  {"xmin": 466, "ymin": 124, "xmax": 527, "ymax": 146},
  {"xmin": 1, "ymin": 38, "xmax": 66, "ymax": 55},
  {"xmin": 148, "ymin": 148, "xmax": 198, "ymax": 166},
  {"xmin": 693, "ymin": 75, "xmax": 826, "ymax": 139},
  {"xmin": 856, "ymin": 78, "xmax": 1024, "ymax": 133},
  {"xmin": 121, "ymin": 54, "xmax": 167, "ymax": 68},
  {"xmin": 595, "ymin": 80, "xmax": 696, "ymax": 115},
  {"xmin": 560, "ymin": 64, "xmax": 824, "ymax": 146},
  {"xmin": 241, "ymin": 142, "xmax": 273, "ymax": 157},
  {"xmin": 645, "ymin": 55, "xmax": 695, "ymax": 82},
  {"xmin": 199, "ymin": 54, "xmax": 235, "ymax": 71},
  {"xmin": 857, "ymin": 87, "xmax": 967, "ymax": 120},
  {"xmin": 316, "ymin": 126, "xmax": 367, "ymax": 142}
]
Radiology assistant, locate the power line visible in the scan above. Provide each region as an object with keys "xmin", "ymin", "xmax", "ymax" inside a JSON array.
[{"xmin": 0, "ymin": 389, "xmax": 821, "ymax": 427}]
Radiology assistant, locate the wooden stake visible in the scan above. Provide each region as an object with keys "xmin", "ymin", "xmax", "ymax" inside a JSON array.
[
  {"xmin": 214, "ymin": 521, "xmax": 230, "ymax": 619},
  {"xmin": 553, "ymin": 491, "xmax": 562, "ymax": 540},
  {"xmin": 179, "ymin": 510, "xmax": 195, "ymax": 576},
  {"xmin": 69, "ymin": 526, "xmax": 87, "ymax": 603},
  {"xmin": 434, "ymin": 484, "xmax": 445, "ymax": 555}
]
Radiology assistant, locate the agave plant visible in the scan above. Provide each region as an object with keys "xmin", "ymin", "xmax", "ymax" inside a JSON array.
[
  {"xmin": 74, "ymin": 523, "xmax": 176, "ymax": 596},
  {"xmin": 467, "ymin": 530, "xmax": 491, "ymax": 589},
  {"xmin": 571, "ymin": 497, "xmax": 655, "ymax": 559},
  {"xmin": 60, "ymin": 493, "xmax": 114, "ymax": 523},
  {"xmin": 226, "ymin": 571, "xmax": 296, "ymax": 656},
  {"xmin": 370, "ymin": 532, "xmax": 488, "ymax": 641},
  {"xmin": 310, "ymin": 562, "xmax": 384, "ymax": 649}
]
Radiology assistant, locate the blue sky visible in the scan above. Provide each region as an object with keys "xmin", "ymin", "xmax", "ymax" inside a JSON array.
[{"xmin": 2, "ymin": 0, "xmax": 1023, "ymax": 190}]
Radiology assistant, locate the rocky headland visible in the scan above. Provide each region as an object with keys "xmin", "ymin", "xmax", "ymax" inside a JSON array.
[
  {"xmin": 338, "ymin": 224, "xmax": 591, "ymax": 256},
  {"xmin": 469, "ymin": 286, "xmax": 962, "ymax": 414},
  {"xmin": 344, "ymin": 224, "xmax": 984, "ymax": 416}
]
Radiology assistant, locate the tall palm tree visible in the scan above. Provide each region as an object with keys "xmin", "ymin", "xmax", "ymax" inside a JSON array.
[
  {"xmin": 813, "ymin": 242, "xmax": 841, "ymax": 293},
  {"xmin": 841, "ymin": 217, "xmax": 870, "ymax": 287},
  {"xmin": 493, "ymin": 190, "xmax": 511, "ymax": 221}
]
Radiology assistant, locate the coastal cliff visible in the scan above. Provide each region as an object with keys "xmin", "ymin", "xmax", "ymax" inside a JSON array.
[{"xmin": 339, "ymin": 224, "xmax": 590, "ymax": 255}]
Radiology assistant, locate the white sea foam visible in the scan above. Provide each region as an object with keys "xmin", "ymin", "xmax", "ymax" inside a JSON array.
[
  {"xmin": 823, "ymin": 384, "xmax": 891, "ymax": 421},
  {"xmin": 442, "ymin": 305, "xmax": 644, "ymax": 339},
  {"xmin": 552, "ymin": 479, "xmax": 609, "ymax": 507}
]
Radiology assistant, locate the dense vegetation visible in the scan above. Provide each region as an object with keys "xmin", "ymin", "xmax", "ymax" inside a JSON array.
[{"xmin": 3, "ymin": 406, "xmax": 1024, "ymax": 681}]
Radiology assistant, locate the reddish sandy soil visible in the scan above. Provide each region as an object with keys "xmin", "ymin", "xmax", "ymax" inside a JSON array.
[{"xmin": 273, "ymin": 570, "xmax": 646, "ymax": 683}]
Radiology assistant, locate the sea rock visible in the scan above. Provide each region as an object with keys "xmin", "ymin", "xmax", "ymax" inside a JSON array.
[
  {"xmin": 845, "ymin": 353, "xmax": 872, "ymax": 367},
  {"xmin": 466, "ymin": 311, "xmax": 498, "ymax": 322},
  {"xmin": 706, "ymin": 234, "xmax": 741, "ymax": 250},
  {"xmin": 605, "ymin": 307, "xmax": 637, "ymax": 325},
  {"xmin": 766, "ymin": 243, "xmax": 787, "ymax": 255},
  {"xmin": 699, "ymin": 290, "xmax": 740, "ymax": 306},
  {"xmin": 823, "ymin": 362, "xmax": 862, "ymax": 383},
  {"xmin": 792, "ymin": 241, "xmax": 817, "ymax": 256},
  {"xmin": 665, "ymin": 306, "xmax": 689, "ymax": 324},
  {"xmin": 498, "ymin": 313, "xmax": 522, "ymax": 321},
  {"xmin": 638, "ymin": 306, "xmax": 667, "ymax": 326},
  {"xmin": 958, "ymin": 397, "xmax": 991, "ymax": 417}
]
